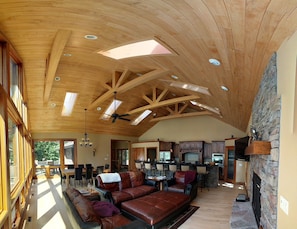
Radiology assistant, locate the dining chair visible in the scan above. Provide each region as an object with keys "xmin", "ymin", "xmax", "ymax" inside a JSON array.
[
  {"xmin": 78, "ymin": 164, "xmax": 84, "ymax": 169},
  {"xmin": 85, "ymin": 166, "xmax": 93, "ymax": 185},
  {"xmin": 58, "ymin": 167, "xmax": 66, "ymax": 185},
  {"xmin": 74, "ymin": 167, "xmax": 83, "ymax": 187},
  {"xmin": 86, "ymin": 163, "xmax": 92, "ymax": 168},
  {"xmin": 96, "ymin": 166, "xmax": 104, "ymax": 175}
]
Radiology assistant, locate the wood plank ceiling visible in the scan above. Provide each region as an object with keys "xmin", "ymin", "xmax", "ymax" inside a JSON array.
[{"xmin": 1, "ymin": 0, "xmax": 297, "ymax": 137}]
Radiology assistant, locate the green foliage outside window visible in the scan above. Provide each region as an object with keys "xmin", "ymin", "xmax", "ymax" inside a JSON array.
[{"xmin": 34, "ymin": 141, "xmax": 60, "ymax": 161}]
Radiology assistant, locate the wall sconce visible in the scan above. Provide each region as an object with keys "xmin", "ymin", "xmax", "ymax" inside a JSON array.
[{"xmin": 93, "ymin": 148, "xmax": 96, "ymax": 157}]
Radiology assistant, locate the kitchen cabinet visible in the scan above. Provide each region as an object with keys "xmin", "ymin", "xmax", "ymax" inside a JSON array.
[
  {"xmin": 212, "ymin": 141, "xmax": 225, "ymax": 153},
  {"xmin": 179, "ymin": 141, "xmax": 204, "ymax": 163},
  {"xmin": 204, "ymin": 143, "xmax": 212, "ymax": 161},
  {"xmin": 159, "ymin": 141, "xmax": 173, "ymax": 151},
  {"xmin": 179, "ymin": 141, "xmax": 204, "ymax": 151}
]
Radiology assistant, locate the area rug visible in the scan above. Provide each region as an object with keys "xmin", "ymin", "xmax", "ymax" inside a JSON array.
[{"xmin": 162, "ymin": 205, "xmax": 199, "ymax": 229}]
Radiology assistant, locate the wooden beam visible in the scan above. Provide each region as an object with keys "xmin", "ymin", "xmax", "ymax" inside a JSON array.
[
  {"xmin": 128, "ymin": 95, "xmax": 199, "ymax": 115},
  {"xmin": 88, "ymin": 69, "xmax": 169, "ymax": 110},
  {"xmin": 43, "ymin": 29, "xmax": 71, "ymax": 102},
  {"xmin": 150, "ymin": 111, "xmax": 212, "ymax": 122},
  {"xmin": 115, "ymin": 69, "xmax": 131, "ymax": 88},
  {"xmin": 119, "ymin": 69, "xmax": 169, "ymax": 93}
]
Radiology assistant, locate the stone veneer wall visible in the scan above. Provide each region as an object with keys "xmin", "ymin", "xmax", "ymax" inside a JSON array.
[{"xmin": 249, "ymin": 52, "xmax": 280, "ymax": 229}]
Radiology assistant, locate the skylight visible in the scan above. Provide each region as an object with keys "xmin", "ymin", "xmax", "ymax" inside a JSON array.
[
  {"xmin": 98, "ymin": 39, "xmax": 173, "ymax": 60},
  {"xmin": 61, "ymin": 92, "xmax": 78, "ymax": 116},
  {"xmin": 101, "ymin": 99, "xmax": 122, "ymax": 120},
  {"xmin": 131, "ymin": 110, "xmax": 152, "ymax": 125},
  {"xmin": 190, "ymin": 101, "xmax": 221, "ymax": 115},
  {"xmin": 161, "ymin": 79, "xmax": 211, "ymax": 96}
]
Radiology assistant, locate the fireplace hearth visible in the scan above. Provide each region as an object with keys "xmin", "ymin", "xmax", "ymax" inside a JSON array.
[{"xmin": 252, "ymin": 172, "xmax": 261, "ymax": 227}]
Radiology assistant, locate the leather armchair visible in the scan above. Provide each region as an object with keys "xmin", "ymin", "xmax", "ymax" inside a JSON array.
[{"xmin": 163, "ymin": 170, "xmax": 198, "ymax": 201}]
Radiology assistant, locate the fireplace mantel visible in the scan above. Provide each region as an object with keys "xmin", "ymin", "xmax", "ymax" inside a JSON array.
[{"xmin": 245, "ymin": 141, "xmax": 271, "ymax": 155}]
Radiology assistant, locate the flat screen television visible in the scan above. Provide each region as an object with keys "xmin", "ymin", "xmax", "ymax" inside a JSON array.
[{"xmin": 235, "ymin": 136, "xmax": 250, "ymax": 161}]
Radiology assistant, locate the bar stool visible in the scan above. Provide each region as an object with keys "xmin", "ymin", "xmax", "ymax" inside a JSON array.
[
  {"xmin": 144, "ymin": 162, "xmax": 153, "ymax": 177},
  {"xmin": 168, "ymin": 164, "xmax": 177, "ymax": 179},
  {"xmin": 135, "ymin": 161, "xmax": 142, "ymax": 171},
  {"xmin": 181, "ymin": 164, "xmax": 190, "ymax": 171},
  {"xmin": 156, "ymin": 163, "xmax": 165, "ymax": 176},
  {"xmin": 197, "ymin": 165, "xmax": 209, "ymax": 191}
]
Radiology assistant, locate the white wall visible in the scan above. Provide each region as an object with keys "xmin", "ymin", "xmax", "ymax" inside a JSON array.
[
  {"xmin": 139, "ymin": 116, "xmax": 245, "ymax": 143},
  {"xmin": 277, "ymin": 30, "xmax": 297, "ymax": 228}
]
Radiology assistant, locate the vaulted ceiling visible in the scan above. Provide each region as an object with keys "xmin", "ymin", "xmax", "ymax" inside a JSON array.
[{"xmin": 1, "ymin": 1, "xmax": 297, "ymax": 137}]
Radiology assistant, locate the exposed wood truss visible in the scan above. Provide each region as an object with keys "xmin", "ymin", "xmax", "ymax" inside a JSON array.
[
  {"xmin": 127, "ymin": 88, "xmax": 200, "ymax": 115},
  {"xmin": 150, "ymin": 101, "xmax": 212, "ymax": 122},
  {"xmin": 88, "ymin": 69, "xmax": 169, "ymax": 110},
  {"xmin": 150, "ymin": 110, "xmax": 212, "ymax": 122}
]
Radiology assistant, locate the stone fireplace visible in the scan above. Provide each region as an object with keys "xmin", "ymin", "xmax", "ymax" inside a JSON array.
[
  {"xmin": 248, "ymin": 52, "xmax": 280, "ymax": 229},
  {"xmin": 252, "ymin": 172, "xmax": 261, "ymax": 227}
]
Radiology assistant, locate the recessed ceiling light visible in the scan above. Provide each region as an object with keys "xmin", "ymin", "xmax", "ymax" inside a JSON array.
[
  {"xmin": 84, "ymin": 34, "xmax": 98, "ymax": 40},
  {"xmin": 50, "ymin": 103, "xmax": 56, "ymax": 108},
  {"xmin": 55, "ymin": 76, "xmax": 61, "ymax": 81},
  {"xmin": 63, "ymin": 53, "xmax": 72, "ymax": 57},
  {"xmin": 209, "ymin": 58, "xmax": 221, "ymax": 66},
  {"xmin": 97, "ymin": 107, "xmax": 101, "ymax": 111},
  {"xmin": 221, "ymin": 85, "xmax": 229, "ymax": 91},
  {"xmin": 171, "ymin": 75, "xmax": 179, "ymax": 80}
]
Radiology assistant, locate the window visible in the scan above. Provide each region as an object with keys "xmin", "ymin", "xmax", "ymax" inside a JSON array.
[
  {"xmin": 8, "ymin": 117, "xmax": 19, "ymax": 191},
  {"xmin": 10, "ymin": 57, "xmax": 24, "ymax": 116},
  {"xmin": 34, "ymin": 140, "xmax": 76, "ymax": 176},
  {"xmin": 0, "ymin": 101, "xmax": 5, "ymax": 213},
  {"xmin": 10, "ymin": 59, "xmax": 19, "ymax": 106}
]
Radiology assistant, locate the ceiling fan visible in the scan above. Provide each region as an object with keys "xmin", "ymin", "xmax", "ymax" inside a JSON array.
[{"xmin": 111, "ymin": 91, "xmax": 130, "ymax": 123}]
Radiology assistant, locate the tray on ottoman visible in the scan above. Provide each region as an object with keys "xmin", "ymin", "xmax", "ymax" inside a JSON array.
[{"xmin": 121, "ymin": 191, "xmax": 191, "ymax": 229}]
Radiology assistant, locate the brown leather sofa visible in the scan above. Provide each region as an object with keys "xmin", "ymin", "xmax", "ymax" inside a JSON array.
[
  {"xmin": 63, "ymin": 187, "xmax": 132, "ymax": 229},
  {"xmin": 95, "ymin": 171, "xmax": 157, "ymax": 206}
]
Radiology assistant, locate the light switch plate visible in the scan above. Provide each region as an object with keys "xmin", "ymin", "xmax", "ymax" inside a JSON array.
[{"xmin": 280, "ymin": 195, "xmax": 289, "ymax": 215}]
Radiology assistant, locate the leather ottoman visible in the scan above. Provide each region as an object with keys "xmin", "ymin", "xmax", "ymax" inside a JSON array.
[{"xmin": 121, "ymin": 191, "xmax": 191, "ymax": 228}]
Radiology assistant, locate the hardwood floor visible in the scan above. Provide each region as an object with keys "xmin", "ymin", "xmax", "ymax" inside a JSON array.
[{"xmin": 23, "ymin": 175, "xmax": 245, "ymax": 229}]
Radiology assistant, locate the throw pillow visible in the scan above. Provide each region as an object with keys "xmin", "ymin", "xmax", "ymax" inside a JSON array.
[{"xmin": 92, "ymin": 201, "xmax": 120, "ymax": 218}]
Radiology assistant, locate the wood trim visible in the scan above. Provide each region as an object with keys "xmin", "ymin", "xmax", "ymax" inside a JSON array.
[{"xmin": 245, "ymin": 141, "xmax": 271, "ymax": 155}]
